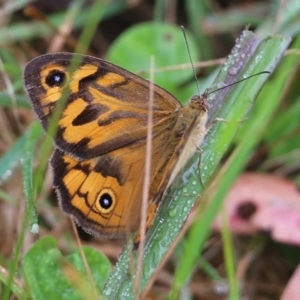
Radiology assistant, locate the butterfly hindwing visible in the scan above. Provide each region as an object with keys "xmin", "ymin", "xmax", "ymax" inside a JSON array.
[{"xmin": 51, "ymin": 144, "xmax": 148, "ymax": 237}]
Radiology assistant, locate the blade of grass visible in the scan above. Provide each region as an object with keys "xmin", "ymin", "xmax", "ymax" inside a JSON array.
[
  {"xmin": 0, "ymin": 265, "xmax": 30, "ymax": 300},
  {"xmin": 3, "ymin": 122, "xmax": 42, "ymax": 300},
  {"xmin": 103, "ymin": 31, "xmax": 291, "ymax": 299},
  {"xmin": 74, "ymin": 0, "xmax": 105, "ymax": 54},
  {"xmin": 0, "ymin": 1, "xmax": 128, "ymax": 47},
  {"xmin": 23, "ymin": 122, "xmax": 44, "ymax": 233},
  {"xmin": 1, "ymin": 0, "xmax": 34, "ymax": 15},
  {"xmin": 256, "ymin": 0, "xmax": 300, "ymax": 36},
  {"xmin": 221, "ymin": 207, "xmax": 238, "ymax": 299},
  {"xmin": 185, "ymin": 0, "xmax": 212, "ymax": 61},
  {"xmin": 0, "ymin": 124, "xmax": 43, "ymax": 184},
  {"xmin": 170, "ymin": 36, "xmax": 293, "ymax": 299}
]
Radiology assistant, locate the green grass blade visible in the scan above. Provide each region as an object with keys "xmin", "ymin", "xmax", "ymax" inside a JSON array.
[
  {"xmin": 2, "ymin": 122, "xmax": 42, "ymax": 299},
  {"xmin": 0, "ymin": 1, "xmax": 128, "ymax": 47},
  {"xmin": 170, "ymin": 35, "xmax": 292, "ymax": 299},
  {"xmin": 23, "ymin": 122, "xmax": 44, "ymax": 233},
  {"xmin": 103, "ymin": 31, "xmax": 291, "ymax": 299}
]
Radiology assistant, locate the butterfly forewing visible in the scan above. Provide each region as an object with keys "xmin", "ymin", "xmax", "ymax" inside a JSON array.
[{"xmin": 24, "ymin": 53, "xmax": 181, "ymax": 160}]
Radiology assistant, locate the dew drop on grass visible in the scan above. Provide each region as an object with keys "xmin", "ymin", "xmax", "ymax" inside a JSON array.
[
  {"xmin": 1, "ymin": 169, "xmax": 12, "ymax": 182},
  {"xmin": 169, "ymin": 207, "xmax": 177, "ymax": 217},
  {"xmin": 229, "ymin": 66, "xmax": 238, "ymax": 76},
  {"xmin": 216, "ymin": 81, "xmax": 227, "ymax": 89},
  {"xmin": 104, "ymin": 287, "xmax": 112, "ymax": 296},
  {"xmin": 30, "ymin": 223, "xmax": 39, "ymax": 234},
  {"xmin": 214, "ymin": 281, "xmax": 229, "ymax": 296}
]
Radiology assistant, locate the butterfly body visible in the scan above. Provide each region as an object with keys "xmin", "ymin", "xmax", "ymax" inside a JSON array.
[{"xmin": 24, "ymin": 53, "xmax": 208, "ymax": 238}]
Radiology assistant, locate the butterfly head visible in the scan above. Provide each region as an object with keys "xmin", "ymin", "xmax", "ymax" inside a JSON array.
[{"xmin": 189, "ymin": 95, "xmax": 210, "ymax": 112}]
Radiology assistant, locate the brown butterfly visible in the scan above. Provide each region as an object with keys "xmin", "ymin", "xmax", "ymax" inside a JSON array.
[{"xmin": 23, "ymin": 53, "xmax": 208, "ymax": 239}]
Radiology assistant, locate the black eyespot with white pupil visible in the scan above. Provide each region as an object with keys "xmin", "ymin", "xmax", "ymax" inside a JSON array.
[
  {"xmin": 99, "ymin": 193, "xmax": 113, "ymax": 210},
  {"xmin": 45, "ymin": 69, "xmax": 66, "ymax": 87},
  {"xmin": 96, "ymin": 188, "xmax": 116, "ymax": 214}
]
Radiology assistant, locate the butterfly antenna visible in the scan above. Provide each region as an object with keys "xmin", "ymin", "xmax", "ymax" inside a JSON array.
[
  {"xmin": 207, "ymin": 71, "xmax": 271, "ymax": 95},
  {"xmin": 181, "ymin": 25, "xmax": 201, "ymax": 96}
]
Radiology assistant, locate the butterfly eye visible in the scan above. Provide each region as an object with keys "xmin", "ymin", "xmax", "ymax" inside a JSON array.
[
  {"xmin": 45, "ymin": 69, "xmax": 66, "ymax": 87},
  {"xmin": 96, "ymin": 188, "xmax": 116, "ymax": 214}
]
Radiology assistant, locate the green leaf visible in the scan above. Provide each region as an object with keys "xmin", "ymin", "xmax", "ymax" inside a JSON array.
[
  {"xmin": 23, "ymin": 236, "xmax": 111, "ymax": 300},
  {"xmin": 106, "ymin": 22, "xmax": 199, "ymax": 101}
]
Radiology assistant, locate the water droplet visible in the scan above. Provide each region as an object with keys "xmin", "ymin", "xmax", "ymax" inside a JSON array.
[
  {"xmin": 169, "ymin": 207, "xmax": 177, "ymax": 217},
  {"xmin": 104, "ymin": 287, "xmax": 112, "ymax": 295},
  {"xmin": 30, "ymin": 223, "xmax": 39, "ymax": 234},
  {"xmin": 229, "ymin": 67, "xmax": 238, "ymax": 76},
  {"xmin": 216, "ymin": 81, "xmax": 226, "ymax": 89},
  {"xmin": 214, "ymin": 281, "xmax": 229, "ymax": 296},
  {"xmin": 1, "ymin": 169, "xmax": 12, "ymax": 182}
]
